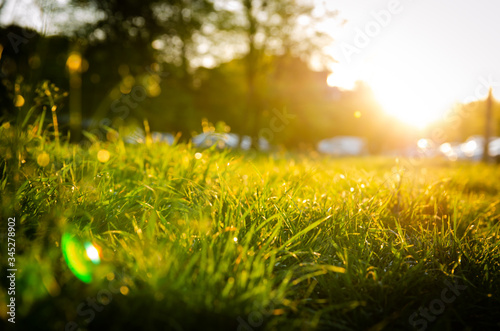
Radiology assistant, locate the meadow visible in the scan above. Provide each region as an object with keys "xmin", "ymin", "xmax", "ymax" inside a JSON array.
[{"xmin": 1, "ymin": 122, "xmax": 500, "ymax": 330}]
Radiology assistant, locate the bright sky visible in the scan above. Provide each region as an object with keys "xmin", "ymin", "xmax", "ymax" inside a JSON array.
[
  {"xmin": 323, "ymin": 0, "xmax": 500, "ymax": 128},
  {"xmin": 3, "ymin": 0, "xmax": 500, "ymax": 128},
  {"xmin": 0, "ymin": 0, "xmax": 92, "ymax": 35}
]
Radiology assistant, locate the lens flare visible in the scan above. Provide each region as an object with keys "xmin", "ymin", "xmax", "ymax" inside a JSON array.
[
  {"xmin": 85, "ymin": 242, "xmax": 101, "ymax": 264},
  {"xmin": 61, "ymin": 233, "xmax": 99, "ymax": 283}
]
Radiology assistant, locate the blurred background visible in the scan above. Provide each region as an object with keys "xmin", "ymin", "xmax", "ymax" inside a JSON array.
[{"xmin": 1, "ymin": 0, "xmax": 499, "ymax": 159}]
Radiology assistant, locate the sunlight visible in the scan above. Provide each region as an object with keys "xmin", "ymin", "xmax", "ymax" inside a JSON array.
[
  {"xmin": 326, "ymin": 52, "xmax": 453, "ymax": 129},
  {"xmin": 368, "ymin": 49, "xmax": 456, "ymax": 128},
  {"xmin": 84, "ymin": 242, "xmax": 101, "ymax": 264},
  {"xmin": 328, "ymin": 49, "xmax": 454, "ymax": 129},
  {"xmin": 327, "ymin": 65, "xmax": 450, "ymax": 129},
  {"xmin": 368, "ymin": 78, "xmax": 450, "ymax": 128},
  {"xmin": 327, "ymin": 62, "xmax": 371, "ymax": 90},
  {"xmin": 327, "ymin": 69, "xmax": 357, "ymax": 90},
  {"xmin": 370, "ymin": 82, "xmax": 442, "ymax": 129}
]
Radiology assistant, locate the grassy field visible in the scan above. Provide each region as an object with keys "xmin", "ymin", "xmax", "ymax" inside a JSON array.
[{"xmin": 1, "ymin": 122, "xmax": 500, "ymax": 330}]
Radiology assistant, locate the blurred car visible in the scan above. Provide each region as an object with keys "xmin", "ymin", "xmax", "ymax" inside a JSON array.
[
  {"xmin": 193, "ymin": 133, "xmax": 270, "ymax": 150},
  {"xmin": 413, "ymin": 138, "xmax": 439, "ymax": 157},
  {"xmin": 124, "ymin": 129, "xmax": 175, "ymax": 145},
  {"xmin": 240, "ymin": 135, "xmax": 270, "ymax": 151},
  {"xmin": 151, "ymin": 132, "xmax": 175, "ymax": 144},
  {"xmin": 192, "ymin": 132, "xmax": 239, "ymax": 149},
  {"xmin": 460, "ymin": 136, "xmax": 483, "ymax": 160},
  {"xmin": 488, "ymin": 137, "xmax": 500, "ymax": 157},
  {"xmin": 439, "ymin": 142, "xmax": 466, "ymax": 161},
  {"xmin": 317, "ymin": 136, "xmax": 366, "ymax": 156},
  {"xmin": 123, "ymin": 127, "xmax": 146, "ymax": 144},
  {"xmin": 439, "ymin": 136, "xmax": 500, "ymax": 161}
]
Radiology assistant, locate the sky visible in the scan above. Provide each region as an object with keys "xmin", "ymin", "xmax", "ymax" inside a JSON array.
[
  {"xmin": 322, "ymin": 0, "xmax": 500, "ymax": 127},
  {"xmin": 2, "ymin": 0, "xmax": 500, "ymax": 128},
  {"xmin": 0, "ymin": 0, "xmax": 94, "ymax": 35}
]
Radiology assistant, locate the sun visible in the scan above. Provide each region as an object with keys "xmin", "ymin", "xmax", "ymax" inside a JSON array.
[
  {"xmin": 368, "ymin": 80, "xmax": 445, "ymax": 129},
  {"xmin": 365, "ymin": 59, "xmax": 452, "ymax": 129},
  {"xmin": 327, "ymin": 66, "xmax": 358, "ymax": 91},
  {"xmin": 327, "ymin": 51, "xmax": 454, "ymax": 129}
]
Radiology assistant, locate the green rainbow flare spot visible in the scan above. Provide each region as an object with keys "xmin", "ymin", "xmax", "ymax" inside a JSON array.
[{"xmin": 61, "ymin": 233, "xmax": 94, "ymax": 283}]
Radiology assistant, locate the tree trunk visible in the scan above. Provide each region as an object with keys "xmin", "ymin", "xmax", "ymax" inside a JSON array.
[
  {"xmin": 483, "ymin": 88, "xmax": 493, "ymax": 162},
  {"xmin": 244, "ymin": 0, "xmax": 260, "ymax": 150}
]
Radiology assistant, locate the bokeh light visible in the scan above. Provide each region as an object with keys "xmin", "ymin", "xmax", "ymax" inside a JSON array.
[
  {"xmin": 97, "ymin": 149, "xmax": 111, "ymax": 163},
  {"xmin": 14, "ymin": 95, "xmax": 25, "ymax": 107},
  {"xmin": 120, "ymin": 286, "xmax": 130, "ymax": 295},
  {"xmin": 37, "ymin": 152, "xmax": 50, "ymax": 167},
  {"xmin": 66, "ymin": 52, "xmax": 82, "ymax": 72}
]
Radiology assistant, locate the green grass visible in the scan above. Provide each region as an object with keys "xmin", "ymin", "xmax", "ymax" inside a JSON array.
[{"xmin": 1, "ymin": 122, "xmax": 500, "ymax": 330}]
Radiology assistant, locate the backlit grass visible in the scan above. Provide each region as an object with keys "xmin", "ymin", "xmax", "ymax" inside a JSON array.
[{"xmin": 1, "ymin": 122, "xmax": 499, "ymax": 330}]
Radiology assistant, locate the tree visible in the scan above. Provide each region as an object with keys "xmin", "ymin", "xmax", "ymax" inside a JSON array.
[
  {"xmin": 63, "ymin": 0, "xmax": 216, "ymax": 139},
  {"xmin": 223, "ymin": 0, "xmax": 337, "ymax": 148}
]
